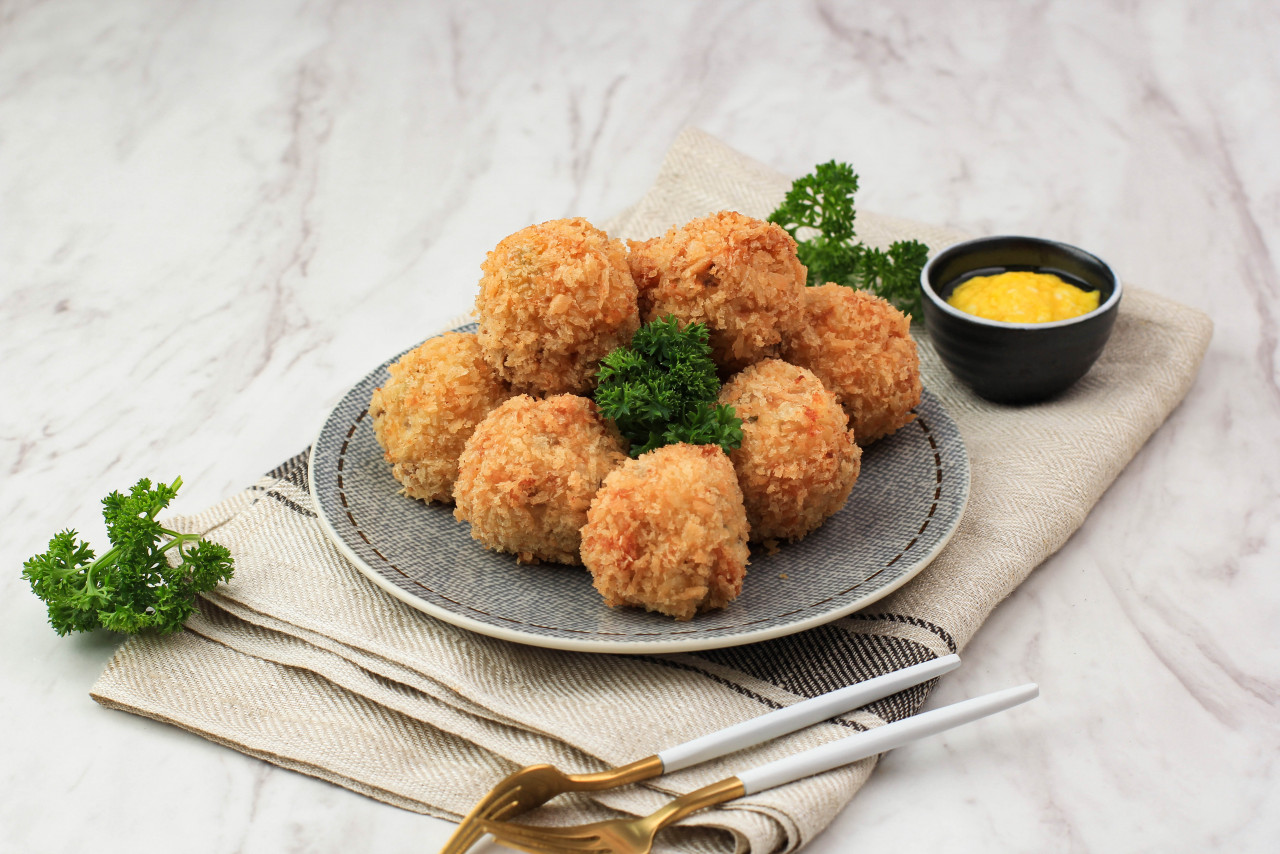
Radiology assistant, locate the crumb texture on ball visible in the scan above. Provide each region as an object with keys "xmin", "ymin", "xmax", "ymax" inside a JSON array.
[
  {"xmin": 719, "ymin": 359, "xmax": 861, "ymax": 542},
  {"xmin": 369, "ymin": 332, "xmax": 512, "ymax": 503},
  {"xmin": 783, "ymin": 284, "xmax": 921, "ymax": 444},
  {"xmin": 475, "ymin": 217, "xmax": 640, "ymax": 395},
  {"xmin": 581, "ymin": 443, "xmax": 750, "ymax": 620},
  {"xmin": 627, "ymin": 211, "xmax": 806, "ymax": 374},
  {"xmin": 453, "ymin": 394, "xmax": 628, "ymax": 565}
]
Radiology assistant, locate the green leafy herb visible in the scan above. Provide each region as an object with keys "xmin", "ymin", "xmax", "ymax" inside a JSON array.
[
  {"xmin": 595, "ymin": 316, "xmax": 742, "ymax": 457},
  {"xmin": 769, "ymin": 160, "xmax": 929, "ymax": 318},
  {"xmin": 22, "ymin": 477, "xmax": 234, "ymax": 636}
]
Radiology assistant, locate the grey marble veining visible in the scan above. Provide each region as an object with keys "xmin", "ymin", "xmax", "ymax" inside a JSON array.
[{"xmin": 2, "ymin": 1, "xmax": 1277, "ymax": 851}]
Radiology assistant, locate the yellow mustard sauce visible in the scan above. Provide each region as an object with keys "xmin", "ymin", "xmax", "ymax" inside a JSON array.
[{"xmin": 947, "ymin": 270, "xmax": 1100, "ymax": 323}]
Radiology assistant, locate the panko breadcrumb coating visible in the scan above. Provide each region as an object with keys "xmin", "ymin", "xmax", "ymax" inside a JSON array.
[
  {"xmin": 581, "ymin": 443, "xmax": 749, "ymax": 620},
  {"xmin": 627, "ymin": 211, "xmax": 806, "ymax": 374},
  {"xmin": 718, "ymin": 360, "xmax": 861, "ymax": 542},
  {"xmin": 453, "ymin": 394, "xmax": 627, "ymax": 565},
  {"xmin": 783, "ymin": 284, "xmax": 921, "ymax": 444},
  {"xmin": 475, "ymin": 218, "xmax": 640, "ymax": 395},
  {"xmin": 369, "ymin": 332, "xmax": 512, "ymax": 503}
]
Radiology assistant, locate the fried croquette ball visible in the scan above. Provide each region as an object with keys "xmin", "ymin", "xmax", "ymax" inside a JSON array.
[
  {"xmin": 782, "ymin": 284, "xmax": 922, "ymax": 444},
  {"xmin": 475, "ymin": 218, "xmax": 640, "ymax": 395},
  {"xmin": 581, "ymin": 443, "xmax": 750, "ymax": 620},
  {"xmin": 369, "ymin": 332, "xmax": 512, "ymax": 503},
  {"xmin": 718, "ymin": 359, "xmax": 861, "ymax": 542},
  {"xmin": 453, "ymin": 394, "xmax": 628, "ymax": 565},
  {"xmin": 627, "ymin": 211, "xmax": 806, "ymax": 374}
]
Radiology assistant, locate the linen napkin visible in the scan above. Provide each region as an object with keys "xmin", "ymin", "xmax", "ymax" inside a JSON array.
[{"xmin": 91, "ymin": 128, "xmax": 1213, "ymax": 854}]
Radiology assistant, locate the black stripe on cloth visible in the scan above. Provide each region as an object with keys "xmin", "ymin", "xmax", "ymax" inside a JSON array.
[
  {"xmin": 247, "ymin": 450, "xmax": 317, "ymax": 518},
  {"xmin": 848, "ymin": 613, "xmax": 958, "ymax": 654},
  {"xmin": 249, "ymin": 486, "xmax": 318, "ymax": 519},
  {"xmin": 684, "ymin": 624, "xmax": 941, "ymax": 724},
  {"xmin": 269, "ymin": 450, "xmax": 311, "ymax": 492}
]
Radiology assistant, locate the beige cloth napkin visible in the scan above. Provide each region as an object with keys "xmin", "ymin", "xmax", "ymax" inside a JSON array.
[{"xmin": 91, "ymin": 128, "xmax": 1213, "ymax": 854}]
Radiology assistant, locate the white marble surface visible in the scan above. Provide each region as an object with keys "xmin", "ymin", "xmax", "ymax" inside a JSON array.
[{"xmin": 2, "ymin": 1, "xmax": 1277, "ymax": 851}]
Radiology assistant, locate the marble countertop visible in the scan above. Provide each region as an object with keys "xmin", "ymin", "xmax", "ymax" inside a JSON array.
[{"xmin": 2, "ymin": 1, "xmax": 1276, "ymax": 851}]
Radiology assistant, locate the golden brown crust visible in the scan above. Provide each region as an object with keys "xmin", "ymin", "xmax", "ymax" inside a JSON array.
[
  {"xmin": 453, "ymin": 394, "xmax": 628, "ymax": 565},
  {"xmin": 718, "ymin": 359, "xmax": 861, "ymax": 542},
  {"xmin": 475, "ymin": 218, "xmax": 640, "ymax": 395},
  {"xmin": 627, "ymin": 211, "xmax": 806, "ymax": 374},
  {"xmin": 580, "ymin": 443, "xmax": 750, "ymax": 621},
  {"xmin": 369, "ymin": 332, "xmax": 512, "ymax": 503},
  {"xmin": 782, "ymin": 284, "xmax": 921, "ymax": 444}
]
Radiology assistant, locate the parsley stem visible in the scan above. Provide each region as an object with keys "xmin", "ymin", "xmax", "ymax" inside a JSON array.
[{"xmin": 80, "ymin": 545, "xmax": 120, "ymax": 601}]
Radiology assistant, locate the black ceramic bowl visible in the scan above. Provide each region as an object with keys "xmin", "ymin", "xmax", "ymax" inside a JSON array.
[{"xmin": 920, "ymin": 235, "xmax": 1122, "ymax": 404}]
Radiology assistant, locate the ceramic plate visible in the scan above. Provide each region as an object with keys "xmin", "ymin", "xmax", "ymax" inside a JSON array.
[{"xmin": 310, "ymin": 325, "xmax": 970, "ymax": 654}]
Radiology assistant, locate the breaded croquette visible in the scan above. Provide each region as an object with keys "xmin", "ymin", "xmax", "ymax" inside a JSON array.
[
  {"xmin": 718, "ymin": 359, "xmax": 861, "ymax": 542},
  {"xmin": 783, "ymin": 284, "xmax": 921, "ymax": 444},
  {"xmin": 369, "ymin": 332, "xmax": 512, "ymax": 503},
  {"xmin": 581, "ymin": 443, "xmax": 749, "ymax": 620},
  {"xmin": 453, "ymin": 394, "xmax": 628, "ymax": 565},
  {"xmin": 627, "ymin": 211, "xmax": 806, "ymax": 374},
  {"xmin": 475, "ymin": 218, "xmax": 640, "ymax": 395}
]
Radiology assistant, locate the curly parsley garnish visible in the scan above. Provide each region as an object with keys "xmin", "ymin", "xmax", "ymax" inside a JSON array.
[
  {"xmin": 769, "ymin": 160, "xmax": 929, "ymax": 318},
  {"xmin": 22, "ymin": 477, "xmax": 234, "ymax": 636},
  {"xmin": 595, "ymin": 316, "xmax": 743, "ymax": 457}
]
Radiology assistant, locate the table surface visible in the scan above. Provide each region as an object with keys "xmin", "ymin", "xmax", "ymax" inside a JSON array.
[{"xmin": 2, "ymin": 1, "xmax": 1277, "ymax": 852}]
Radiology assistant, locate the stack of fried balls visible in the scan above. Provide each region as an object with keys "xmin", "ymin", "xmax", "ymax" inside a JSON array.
[{"xmin": 370, "ymin": 213, "xmax": 921, "ymax": 621}]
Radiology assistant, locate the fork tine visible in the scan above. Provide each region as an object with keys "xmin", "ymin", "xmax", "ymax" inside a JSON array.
[
  {"xmin": 487, "ymin": 827, "xmax": 608, "ymax": 854},
  {"xmin": 483, "ymin": 821, "xmax": 608, "ymax": 853},
  {"xmin": 438, "ymin": 810, "xmax": 491, "ymax": 854},
  {"xmin": 438, "ymin": 823, "xmax": 484, "ymax": 854},
  {"xmin": 486, "ymin": 796, "xmax": 531, "ymax": 823},
  {"xmin": 438, "ymin": 777, "xmax": 525, "ymax": 854}
]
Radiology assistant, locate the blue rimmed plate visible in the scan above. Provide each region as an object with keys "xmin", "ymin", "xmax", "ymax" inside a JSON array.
[{"xmin": 310, "ymin": 325, "xmax": 969, "ymax": 654}]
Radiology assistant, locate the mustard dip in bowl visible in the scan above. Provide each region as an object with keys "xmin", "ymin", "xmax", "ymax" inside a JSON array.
[{"xmin": 920, "ymin": 235, "xmax": 1122, "ymax": 404}]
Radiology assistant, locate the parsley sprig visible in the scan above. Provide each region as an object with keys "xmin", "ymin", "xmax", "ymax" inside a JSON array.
[
  {"xmin": 595, "ymin": 316, "xmax": 742, "ymax": 457},
  {"xmin": 769, "ymin": 160, "xmax": 929, "ymax": 318},
  {"xmin": 22, "ymin": 477, "xmax": 234, "ymax": 635}
]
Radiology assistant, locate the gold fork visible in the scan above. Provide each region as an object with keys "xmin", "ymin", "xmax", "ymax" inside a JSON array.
[
  {"xmin": 481, "ymin": 777, "xmax": 745, "ymax": 854},
  {"xmin": 439, "ymin": 756, "xmax": 662, "ymax": 854},
  {"xmin": 480, "ymin": 682, "xmax": 1039, "ymax": 854},
  {"xmin": 437, "ymin": 655, "xmax": 960, "ymax": 854}
]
